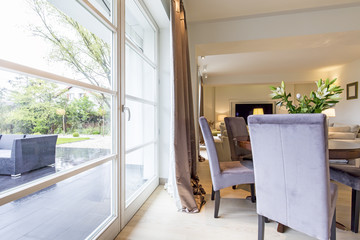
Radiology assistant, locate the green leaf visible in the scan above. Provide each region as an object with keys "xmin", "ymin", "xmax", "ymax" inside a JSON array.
[
  {"xmin": 272, "ymin": 95, "xmax": 282, "ymax": 99},
  {"xmin": 270, "ymin": 86, "xmax": 276, "ymax": 90}
]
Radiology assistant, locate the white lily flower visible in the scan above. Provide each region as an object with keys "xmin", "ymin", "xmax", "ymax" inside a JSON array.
[
  {"xmin": 296, "ymin": 93, "xmax": 301, "ymax": 99},
  {"xmin": 270, "ymin": 92, "xmax": 277, "ymax": 98},
  {"xmin": 276, "ymin": 87, "xmax": 284, "ymax": 95}
]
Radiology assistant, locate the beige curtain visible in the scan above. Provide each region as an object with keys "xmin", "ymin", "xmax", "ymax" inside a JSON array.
[{"xmin": 171, "ymin": 0, "xmax": 205, "ymax": 212}]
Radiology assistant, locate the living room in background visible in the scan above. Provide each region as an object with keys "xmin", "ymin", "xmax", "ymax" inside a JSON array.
[
  {"xmin": 0, "ymin": 0, "xmax": 121, "ymax": 239},
  {"xmin": 123, "ymin": 0, "xmax": 159, "ymax": 223}
]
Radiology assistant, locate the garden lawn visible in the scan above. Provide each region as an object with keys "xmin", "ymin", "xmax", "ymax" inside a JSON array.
[{"xmin": 57, "ymin": 137, "xmax": 90, "ymax": 145}]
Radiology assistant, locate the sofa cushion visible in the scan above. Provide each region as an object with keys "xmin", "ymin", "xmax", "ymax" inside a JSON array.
[
  {"xmin": 0, "ymin": 134, "xmax": 25, "ymax": 149},
  {"xmin": 329, "ymin": 126, "xmax": 351, "ymax": 133},
  {"xmin": 25, "ymin": 134, "xmax": 44, "ymax": 138},
  {"xmin": 333, "ymin": 123, "xmax": 360, "ymax": 134},
  {"xmin": 328, "ymin": 132, "xmax": 356, "ymax": 140},
  {"xmin": 0, "ymin": 149, "xmax": 11, "ymax": 159}
]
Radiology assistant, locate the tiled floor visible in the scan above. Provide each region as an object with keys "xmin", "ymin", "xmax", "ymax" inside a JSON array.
[{"xmin": 116, "ymin": 155, "xmax": 360, "ymax": 240}]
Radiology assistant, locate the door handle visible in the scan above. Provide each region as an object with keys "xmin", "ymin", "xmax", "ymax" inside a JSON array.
[{"xmin": 122, "ymin": 105, "xmax": 131, "ymax": 121}]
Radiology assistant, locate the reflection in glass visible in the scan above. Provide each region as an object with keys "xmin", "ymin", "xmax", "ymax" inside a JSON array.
[
  {"xmin": 125, "ymin": 0, "xmax": 155, "ymax": 62},
  {"xmin": 126, "ymin": 144, "xmax": 155, "ymax": 201},
  {"xmin": 125, "ymin": 45, "xmax": 156, "ymax": 102},
  {"xmin": 125, "ymin": 99, "xmax": 155, "ymax": 150},
  {"xmin": 0, "ymin": 162, "xmax": 112, "ymax": 239}
]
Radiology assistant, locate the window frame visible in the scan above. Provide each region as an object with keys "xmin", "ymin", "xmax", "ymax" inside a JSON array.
[
  {"xmin": 0, "ymin": 0, "xmax": 119, "ymax": 214},
  {"xmin": 123, "ymin": 0, "xmax": 160, "ymax": 210}
]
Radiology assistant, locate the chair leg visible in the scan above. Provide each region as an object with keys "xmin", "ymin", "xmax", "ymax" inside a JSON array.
[
  {"xmin": 258, "ymin": 215, "xmax": 265, "ymax": 240},
  {"xmin": 214, "ymin": 190, "xmax": 220, "ymax": 218},
  {"xmin": 211, "ymin": 185, "xmax": 215, "ymax": 201},
  {"xmin": 351, "ymin": 189, "xmax": 360, "ymax": 233},
  {"xmin": 331, "ymin": 209, "xmax": 336, "ymax": 240},
  {"xmin": 250, "ymin": 184, "xmax": 256, "ymax": 203}
]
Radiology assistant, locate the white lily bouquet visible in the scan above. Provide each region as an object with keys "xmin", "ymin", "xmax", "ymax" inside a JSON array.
[{"xmin": 270, "ymin": 78, "xmax": 343, "ymax": 113}]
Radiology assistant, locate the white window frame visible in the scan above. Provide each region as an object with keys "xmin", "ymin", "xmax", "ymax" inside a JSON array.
[
  {"xmin": 0, "ymin": 2, "xmax": 121, "ymax": 239},
  {"xmin": 122, "ymin": 0, "xmax": 160, "ymax": 224}
]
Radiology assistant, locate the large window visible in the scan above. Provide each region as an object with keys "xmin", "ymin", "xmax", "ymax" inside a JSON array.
[
  {"xmin": 124, "ymin": 0, "xmax": 158, "ymax": 205},
  {"xmin": 0, "ymin": 0, "xmax": 118, "ymax": 238}
]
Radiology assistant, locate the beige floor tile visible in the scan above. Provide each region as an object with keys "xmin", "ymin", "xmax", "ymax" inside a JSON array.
[{"xmin": 116, "ymin": 154, "xmax": 360, "ymax": 240}]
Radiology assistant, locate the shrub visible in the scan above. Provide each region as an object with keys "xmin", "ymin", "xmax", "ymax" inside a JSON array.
[
  {"xmin": 92, "ymin": 130, "xmax": 100, "ymax": 135},
  {"xmin": 73, "ymin": 132, "xmax": 80, "ymax": 137}
]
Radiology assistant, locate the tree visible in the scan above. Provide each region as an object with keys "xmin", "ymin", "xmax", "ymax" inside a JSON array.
[
  {"xmin": 28, "ymin": 0, "xmax": 111, "ymax": 108},
  {"xmin": 7, "ymin": 78, "xmax": 68, "ymax": 134},
  {"xmin": 66, "ymin": 95, "xmax": 97, "ymax": 132}
]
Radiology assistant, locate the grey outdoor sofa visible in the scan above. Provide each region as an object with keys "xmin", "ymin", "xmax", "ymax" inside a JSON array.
[{"xmin": 0, "ymin": 134, "xmax": 58, "ymax": 177}]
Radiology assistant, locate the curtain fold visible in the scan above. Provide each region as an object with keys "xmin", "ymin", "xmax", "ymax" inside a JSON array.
[{"xmin": 170, "ymin": 0, "xmax": 205, "ymax": 212}]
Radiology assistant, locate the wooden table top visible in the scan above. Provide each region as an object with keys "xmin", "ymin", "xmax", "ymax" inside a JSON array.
[{"xmin": 236, "ymin": 137, "xmax": 360, "ymax": 160}]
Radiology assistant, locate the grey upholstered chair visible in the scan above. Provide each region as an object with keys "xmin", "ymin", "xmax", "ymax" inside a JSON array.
[
  {"xmin": 248, "ymin": 114, "xmax": 337, "ymax": 240},
  {"xmin": 199, "ymin": 117, "xmax": 255, "ymax": 218},
  {"xmin": 224, "ymin": 117, "xmax": 252, "ymax": 161},
  {"xmin": 330, "ymin": 165, "xmax": 360, "ymax": 232}
]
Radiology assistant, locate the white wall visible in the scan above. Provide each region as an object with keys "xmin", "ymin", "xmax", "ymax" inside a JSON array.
[
  {"xmin": 331, "ymin": 59, "xmax": 360, "ymax": 125},
  {"xmin": 187, "ymin": 5, "xmax": 360, "ymax": 137}
]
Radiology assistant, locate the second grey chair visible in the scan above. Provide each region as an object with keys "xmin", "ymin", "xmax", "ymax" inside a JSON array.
[
  {"xmin": 199, "ymin": 117, "xmax": 255, "ymax": 218},
  {"xmin": 330, "ymin": 165, "xmax": 360, "ymax": 232},
  {"xmin": 224, "ymin": 117, "xmax": 252, "ymax": 161},
  {"xmin": 248, "ymin": 114, "xmax": 337, "ymax": 240}
]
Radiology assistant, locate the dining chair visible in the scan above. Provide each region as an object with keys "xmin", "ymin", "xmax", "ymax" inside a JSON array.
[
  {"xmin": 330, "ymin": 165, "xmax": 360, "ymax": 232},
  {"xmin": 248, "ymin": 114, "xmax": 337, "ymax": 240},
  {"xmin": 199, "ymin": 116, "xmax": 255, "ymax": 218},
  {"xmin": 224, "ymin": 117, "xmax": 252, "ymax": 161}
]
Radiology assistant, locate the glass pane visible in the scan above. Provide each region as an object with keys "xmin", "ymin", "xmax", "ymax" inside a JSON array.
[
  {"xmin": 88, "ymin": 0, "xmax": 112, "ymax": 22},
  {"xmin": 0, "ymin": 0, "xmax": 112, "ymax": 89},
  {"xmin": 125, "ymin": 99, "xmax": 155, "ymax": 151},
  {"xmin": 125, "ymin": 45, "xmax": 156, "ymax": 102},
  {"xmin": 126, "ymin": 144, "xmax": 155, "ymax": 201},
  {"xmin": 0, "ymin": 70, "xmax": 112, "ymax": 194},
  {"xmin": 0, "ymin": 162, "xmax": 112, "ymax": 239},
  {"xmin": 125, "ymin": 0, "xmax": 155, "ymax": 62}
]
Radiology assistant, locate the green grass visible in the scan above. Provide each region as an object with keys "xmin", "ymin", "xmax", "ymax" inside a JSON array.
[{"xmin": 56, "ymin": 137, "xmax": 90, "ymax": 145}]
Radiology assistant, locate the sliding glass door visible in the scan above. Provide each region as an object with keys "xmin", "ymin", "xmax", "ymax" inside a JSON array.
[{"xmin": 123, "ymin": 0, "xmax": 159, "ymax": 223}]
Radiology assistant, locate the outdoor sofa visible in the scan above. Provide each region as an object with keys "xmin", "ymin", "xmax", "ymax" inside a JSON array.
[{"xmin": 0, "ymin": 134, "xmax": 58, "ymax": 177}]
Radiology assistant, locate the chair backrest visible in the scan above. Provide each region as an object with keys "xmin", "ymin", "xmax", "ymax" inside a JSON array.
[
  {"xmin": 248, "ymin": 114, "xmax": 331, "ymax": 240},
  {"xmin": 224, "ymin": 117, "xmax": 249, "ymax": 161},
  {"xmin": 199, "ymin": 117, "xmax": 221, "ymax": 179}
]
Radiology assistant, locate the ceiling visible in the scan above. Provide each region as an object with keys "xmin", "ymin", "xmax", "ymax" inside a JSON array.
[
  {"xmin": 183, "ymin": 0, "xmax": 360, "ymax": 85},
  {"xmin": 183, "ymin": 0, "xmax": 360, "ymax": 23},
  {"xmin": 200, "ymin": 31, "xmax": 360, "ymax": 77}
]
